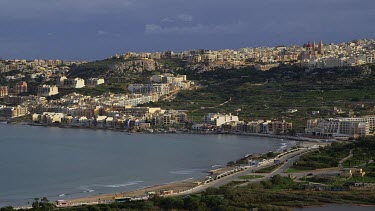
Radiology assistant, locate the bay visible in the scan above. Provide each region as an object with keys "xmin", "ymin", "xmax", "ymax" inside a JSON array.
[{"xmin": 0, "ymin": 124, "xmax": 294, "ymax": 207}]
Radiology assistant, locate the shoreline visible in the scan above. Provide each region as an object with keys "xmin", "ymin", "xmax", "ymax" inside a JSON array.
[
  {"xmin": 56, "ymin": 142, "xmax": 322, "ymax": 208},
  {"xmin": 9, "ymin": 121, "xmax": 328, "ymax": 143},
  {"xmin": 0, "ymin": 123, "xmax": 328, "ymax": 209}
]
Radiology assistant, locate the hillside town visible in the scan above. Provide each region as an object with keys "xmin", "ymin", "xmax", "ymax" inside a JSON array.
[
  {"xmin": 1, "ymin": 39, "xmax": 374, "ymax": 79},
  {"xmin": 1, "ymin": 39, "xmax": 375, "ymax": 139},
  {"xmin": 109, "ymin": 39, "xmax": 375, "ymax": 71},
  {"xmin": 2, "ymin": 1, "xmax": 375, "ymax": 210}
]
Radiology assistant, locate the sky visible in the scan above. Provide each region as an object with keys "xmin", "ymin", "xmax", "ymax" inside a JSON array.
[{"xmin": 0, "ymin": 0, "xmax": 374, "ymax": 60}]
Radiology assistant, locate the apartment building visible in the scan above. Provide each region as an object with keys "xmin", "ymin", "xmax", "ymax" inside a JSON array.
[
  {"xmin": 128, "ymin": 84, "xmax": 170, "ymax": 95},
  {"xmin": 0, "ymin": 106, "xmax": 28, "ymax": 119},
  {"xmin": 110, "ymin": 107, "xmax": 161, "ymax": 118},
  {"xmin": 235, "ymin": 120, "xmax": 292, "ymax": 134},
  {"xmin": 267, "ymin": 120, "xmax": 293, "ymax": 135},
  {"xmin": 37, "ymin": 85, "xmax": 59, "ymax": 97},
  {"xmin": 32, "ymin": 112, "xmax": 65, "ymax": 125},
  {"xmin": 0, "ymin": 86, "xmax": 8, "ymax": 97},
  {"xmin": 236, "ymin": 121, "xmax": 262, "ymax": 133},
  {"xmin": 85, "ymin": 78, "xmax": 104, "ymax": 87},
  {"xmin": 57, "ymin": 76, "xmax": 85, "ymax": 88},
  {"xmin": 14, "ymin": 81, "xmax": 28, "ymax": 94},
  {"xmin": 306, "ymin": 116, "xmax": 375, "ymax": 138},
  {"xmin": 204, "ymin": 113, "xmax": 239, "ymax": 127}
]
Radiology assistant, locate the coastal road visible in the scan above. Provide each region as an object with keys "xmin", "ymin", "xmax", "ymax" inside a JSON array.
[
  {"xmin": 175, "ymin": 147, "xmax": 319, "ymax": 195},
  {"xmin": 236, "ymin": 148, "xmax": 318, "ymax": 187},
  {"xmin": 62, "ymin": 145, "xmax": 324, "ymax": 207}
]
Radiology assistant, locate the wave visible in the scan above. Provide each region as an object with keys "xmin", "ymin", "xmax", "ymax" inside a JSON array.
[
  {"xmin": 99, "ymin": 181, "xmax": 143, "ymax": 188},
  {"xmin": 80, "ymin": 186, "xmax": 95, "ymax": 193},
  {"xmin": 182, "ymin": 177, "xmax": 194, "ymax": 181},
  {"xmin": 277, "ymin": 142, "xmax": 288, "ymax": 152},
  {"xmin": 169, "ymin": 169, "xmax": 200, "ymax": 175}
]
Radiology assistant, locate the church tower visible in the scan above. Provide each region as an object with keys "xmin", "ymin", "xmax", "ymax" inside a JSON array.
[
  {"xmin": 318, "ymin": 40, "xmax": 324, "ymax": 55},
  {"xmin": 312, "ymin": 40, "xmax": 316, "ymax": 51}
]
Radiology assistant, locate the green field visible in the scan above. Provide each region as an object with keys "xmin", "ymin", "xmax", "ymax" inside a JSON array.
[
  {"xmin": 285, "ymin": 167, "xmax": 307, "ymax": 173},
  {"xmin": 291, "ymin": 137, "xmax": 375, "ymax": 179},
  {"xmin": 238, "ymin": 174, "xmax": 264, "ymax": 180},
  {"xmin": 291, "ymin": 142, "xmax": 350, "ymax": 170},
  {"xmin": 255, "ymin": 163, "xmax": 283, "ymax": 173},
  {"xmin": 146, "ymin": 64, "xmax": 375, "ymax": 132}
]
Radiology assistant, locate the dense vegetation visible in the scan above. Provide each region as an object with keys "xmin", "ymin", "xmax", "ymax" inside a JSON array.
[
  {"xmin": 4, "ymin": 174, "xmax": 374, "ymax": 211},
  {"xmin": 292, "ymin": 137, "xmax": 375, "ymax": 183},
  {"xmin": 146, "ymin": 64, "xmax": 375, "ymax": 131},
  {"xmin": 292, "ymin": 142, "xmax": 350, "ymax": 170},
  {"xmin": 255, "ymin": 163, "xmax": 284, "ymax": 173}
]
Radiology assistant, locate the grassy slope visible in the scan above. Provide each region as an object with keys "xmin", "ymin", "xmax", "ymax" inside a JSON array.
[
  {"xmin": 146, "ymin": 64, "xmax": 375, "ymax": 131},
  {"xmin": 63, "ymin": 60, "xmax": 375, "ymax": 132},
  {"xmin": 294, "ymin": 137, "xmax": 375, "ymax": 184}
]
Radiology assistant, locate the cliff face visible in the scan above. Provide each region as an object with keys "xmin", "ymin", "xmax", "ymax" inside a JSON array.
[
  {"xmin": 69, "ymin": 54, "xmax": 375, "ymax": 86},
  {"xmin": 114, "ymin": 59, "xmax": 159, "ymax": 72},
  {"xmin": 69, "ymin": 59, "xmax": 160, "ymax": 79}
]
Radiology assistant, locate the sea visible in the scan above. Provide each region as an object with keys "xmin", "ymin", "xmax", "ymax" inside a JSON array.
[{"xmin": 0, "ymin": 124, "xmax": 295, "ymax": 207}]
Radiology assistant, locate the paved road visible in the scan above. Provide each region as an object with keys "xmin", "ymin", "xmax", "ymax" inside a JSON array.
[
  {"xmin": 338, "ymin": 149, "xmax": 353, "ymax": 169},
  {"xmin": 61, "ymin": 145, "xmax": 325, "ymax": 207},
  {"xmin": 175, "ymin": 147, "xmax": 318, "ymax": 194},
  {"xmin": 236, "ymin": 148, "xmax": 316, "ymax": 187},
  {"xmin": 191, "ymin": 97, "xmax": 232, "ymax": 112}
]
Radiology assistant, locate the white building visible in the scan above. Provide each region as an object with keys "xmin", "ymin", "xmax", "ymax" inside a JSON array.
[
  {"xmin": 86, "ymin": 78, "xmax": 105, "ymax": 87},
  {"xmin": 37, "ymin": 85, "xmax": 59, "ymax": 97},
  {"xmin": 58, "ymin": 77, "xmax": 85, "ymax": 88},
  {"xmin": 306, "ymin": 116, "xmax": 375, "ymax": 138},
  {"xmin": 204, "ymin": 113, "xmax": 239, "ymax": 127},
  {"xmin": 128, "ymin": 84, "xmax": 170, "ymax": 95},
  {"xmin": 324, "ymin": 57, "xmax": 344, "ymax": 68},
  {"xmin": 96, "ymin": 116, "xmax": 107, "ymax": 128},
  {"xmin": 32, "ymin": 112, "xmax": 65, "ymax": 124}
]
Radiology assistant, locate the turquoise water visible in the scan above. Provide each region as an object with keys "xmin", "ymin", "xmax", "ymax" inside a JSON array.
[{"xmin": 0, "ymin": 124, "xmax": 294, "ymax": 207}]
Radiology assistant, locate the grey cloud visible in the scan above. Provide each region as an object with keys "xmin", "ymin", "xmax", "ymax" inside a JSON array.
[
  {"xmin": 0, "ymin": 0, "xmax": 134, "ymax": 20},
  {"xmin": 145, "ymin": 22, "xmax": 246, "ymax": 35},
  {"xmin": 161, "ymin": 17, "xmax": 174, "ymax": 23},
  {"xmin": 97, "ymin": 30, "xmax": 109, "ymax": 36},
  {"xmin": 0, "ymin": 0, "xmax": 374, "ymax": 60},
  {"xmin": 177, "ymin": 14, "xmax": 193, "ymax": 22},
  {"xmin": 161, "ymin": 14, "xmax": 193, "ymax": 22}
]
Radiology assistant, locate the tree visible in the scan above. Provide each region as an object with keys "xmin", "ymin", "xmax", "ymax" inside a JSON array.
[
  {"xmin": 183, "ymin": 196, "xmax": 201, "ymax": 210},
  {"xmin": 32, "ymin": 197, "xmax": 54, "ymax": 211},
  {"xmin": 32, "ymin": 198, "xmax": 40, "ymax": 209},
  {"xmin": 158, "ymin": 197, "xmax": 184, "ymax": 210},
  {"xmin": 266, "ymin": 151, "xmax": 276, "ymax": 158},
  {"xmin": 270, "ymin": 174, "xmax": 283, "ymax": 185},
  {"xmin": 0, "ymin": 206, "xmax": 14, "ymax": 211},
  {"xmin": 288, "ymin": 129, "xmax": 297, "ymax": 136},
  {"xmin": 201, "ymin": 195, "xmax": 229, "ymax": 209}
]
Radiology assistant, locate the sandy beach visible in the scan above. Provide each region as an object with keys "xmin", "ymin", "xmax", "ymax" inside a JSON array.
[
  {"xmin": 61, "ymin": 141, "xmax": 324, "ymax": 207},
  {"xmin": 66, "ymin": 178, "xmax": 203, "ymax": 206}
]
